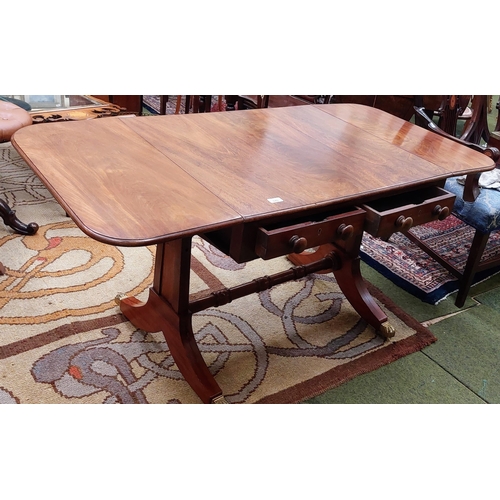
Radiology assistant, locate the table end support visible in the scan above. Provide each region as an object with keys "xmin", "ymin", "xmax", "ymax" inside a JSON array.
[
  {"xmin": 288, "ymin": 242, "xmax": 394, "ymax": 338},
  {"xmin": 115, "ymin": 289, "xmax": 224, "ymax": 404}
]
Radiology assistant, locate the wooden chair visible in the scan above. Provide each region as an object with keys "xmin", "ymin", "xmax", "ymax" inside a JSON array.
[
  {"xmin": 185, "ymin": 96, "xmax": 219, "ymax": 114},
  {"xmin": 429, "ymin": 95, "xmax": 496, "ymax": 145},
  {"xmin": 486, "ymin": 96, "xmax": 500, "ymax": 150},
  {"xmin": 158, "ymin": 96, "xmax": 224, "ymax": 114},
  {"xmin": 458, "ymin": 95, "xmax": 492, "ymax": 144},
  {"xmin": 404, "ymin": 105, "xmax": 500, "ymax": 307},
  {"xmin": 328, "ymin": 95, "xmax": 467, "ymax": 127},
  {"xmin": 0, "ymin": 100, "xmax": 39, "ymax": 237},
  {"xmin": 159, "ymin": 96, "xmax": 182, "ymax": 115},
  {"xmin": 0, "ymin": 99, "xmax": 39, "ymax": 275},
  {"xmin": 225, "ymin": 95, "xmax": 270, "ymax": 111},
  {"xmin": 430, "ymin": 95, "xmax": 472, "ymax": 137},
  {"xmin": 329, "ymin": 95, "xmax": 444, "ymax": 122}
]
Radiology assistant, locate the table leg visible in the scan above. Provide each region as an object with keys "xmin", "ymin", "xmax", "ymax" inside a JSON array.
[
  {"xmin": 289, "ymin": 237, "xmax": 395, "ymax": 338},
  {"xmin": 116, "ymin": 238, "xmax": 225, "ymax": 404},
  {"xmin": 331, "ymin": 246, "xmax": 395, "ymax": 339}
]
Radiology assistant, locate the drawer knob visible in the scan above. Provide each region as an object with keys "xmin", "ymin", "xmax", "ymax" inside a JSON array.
[
  {"xmin": 337, "ymin": 224, "xmax": 354, "ymax": 241},
  {"xmin": 289, "ymin": 235, "xmax": 308, "ymax": 254},
  {"xmin": 432, "ymin": 205, "xmax": 450, "ymax": 220},
  {"xmin": 395, "ymin": 215, "xmax": 413, "ymax": 231}
]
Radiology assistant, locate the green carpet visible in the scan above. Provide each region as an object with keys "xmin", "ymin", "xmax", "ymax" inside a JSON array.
[
  {"xmin": 303, "ymin": 351, "xmax": 485, "ymax": 404},
  {"xmin": 424, "ymin": 304, "xmax": 500, "ymax": 404},
  {"xmin": 303, "ymin": 261, "xmax": 500, "ymax": 404},
  {"xmin": 474, "ymin": 276, "xmax": 500, "ymax": 309}
]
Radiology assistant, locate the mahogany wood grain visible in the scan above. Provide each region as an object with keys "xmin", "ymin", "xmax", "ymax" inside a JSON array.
[
  {"xmin": 122, "ymin": 105, "xmax": 493, "ymax": 223},
  {"xmin": 120, "ymin": 237, "xmax": 224, "ymax": 403},
  {"xmin": 12, "ymin": 117, "xmax": 240, "ymax": 246},
  {"xmin": 320, "ymin": 104, "xmax": 493, "ymax": 175}
]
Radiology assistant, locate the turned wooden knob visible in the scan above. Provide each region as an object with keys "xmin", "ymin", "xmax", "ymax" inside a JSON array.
[
  {"xmin": 289, "ymin": 235, "xmax": 308, "ymax": 253},
  {"xmin": 432, "ymin": 205, "xmax": 450, "ymax": 220},
  {"xmin": 336, "ymin": 223, "xmax": 354, "ymax": 241},
  {"xmin": 394, "ymin": 215, "xmax": 413, "ymax": 231}
]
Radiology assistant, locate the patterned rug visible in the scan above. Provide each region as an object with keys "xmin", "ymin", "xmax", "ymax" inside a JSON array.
[
  {"xmin": 361, "ymin": 216, "xmax": 500, "ymax": 305},
  {"xmin": 0, "ymin": 142, "xmax": 436, "ymax": 404}
]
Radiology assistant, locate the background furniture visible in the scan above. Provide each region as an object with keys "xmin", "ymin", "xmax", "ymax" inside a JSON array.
[
  {"xmin": 0, "ymin": 100, "xmax": 32, "ymax": 142},
  {"xmin": 4, "ymin": 95, "xmax": 124, "ymax": 123},
  {"xmin": 225, "ymin": 95, "xmax": 270, "ymax": 111},
  {"xmin": 436, "ymin": 95, "xmax": 490, "ymax": 143},
  {"xmin": 91, "ymin": 95, "xmax": 143, "ymax": 115},
  {"xmin": 157, "ymin": 96, "xmax": 220, "ymax": 114},
  {"xmin": 405, "ymin": 105, "xmax": 500, "ymax": 307},
  {"xmin": 0, "ymin": 101, "xmax": 39, "ymax": 274},
  {"xmin": 225, "ymin": 96, "xmax": 333, "ymax": 110},
  {"xmin": 185, "ymin": 95, "xmax": 214, "ymax": 113},
  {"xmin": 453, "ymin": 95, "xmax": 500, "ymax": 147}
]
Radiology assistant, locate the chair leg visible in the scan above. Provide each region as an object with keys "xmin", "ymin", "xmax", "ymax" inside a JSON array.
[
  {"xmin": 202, "ymin": 95, "xmax": 212, "ymax": 112},
  {"xmin": 455, "ymin": 229, "xmax": 490, "ymax": 307},
  {"xmin": 192, "ymin": 96, "xmax": 199, "ymax": 113},
  {"xmin": 159, "ymin": 96, "xmax": 168, "ymax": 115},
  {"xmin": 0, "ymin": 199, "xmax": 39, "ymax": 235}
]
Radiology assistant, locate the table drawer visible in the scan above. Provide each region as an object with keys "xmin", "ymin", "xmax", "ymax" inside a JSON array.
[
  {"xmin": 361, "ymin": 186, "xmax": 455, "ymax": 239},
  {"xmin": 255, "ymin": 208, "xmax": 365, "ymax": 260}
]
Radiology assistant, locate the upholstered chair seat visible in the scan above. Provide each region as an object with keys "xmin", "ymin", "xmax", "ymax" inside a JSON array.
[
  {"xmin": 0, "ymin": 101, "xmax": 32, "ymax": 142},
  {"xmin": 444, "ymin": 176, "xmax": 500, "ymax": 234}
]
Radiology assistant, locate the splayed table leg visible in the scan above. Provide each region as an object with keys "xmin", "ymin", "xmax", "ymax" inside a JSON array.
[
  {"xmin": 116, "ymin": 237, "xmax": 225, "ymax": 404},
  {"xmin": 289, "ymin": 237, "xmax": 394, "ymax": 338}
]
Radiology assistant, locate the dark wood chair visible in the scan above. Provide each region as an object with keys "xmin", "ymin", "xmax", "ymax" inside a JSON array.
[
  {"xmin": 458, "ymin": 95, "xmax": 487, "ymax": 143},
  {"xmin": 158, "ymin": 96, "xmax": 182, "ymax": 115},
  {"xmin": 404, "ymin": 105, "xmax": 500, "ymax": 307},
  {"xmin": 226, "ymin": 95, "xmax": 337, "ymax": 111},
  {"xmin": 160, "ymin": 95, "xmax": 329, "ymax": 114},
  {"xmin": 185, "ymin": 96, "xmax": 219, "ymax": 113},
  {"xmin": 0, "ymin": 101, "xmax": 39, "ymax": 237},
  {"xmin": 425, "ymin": 95, "xmax": 495, "ymax": 145},
  {"xmin": 225, "ymin": 95, "xmax": 270, "ymax": 111},
  {"xmin": 330, "ymin": 95, "xmax": 441, "ymax": 122},
  {"xmin": 428, "ymin": 95, "xmax": 472, "ymax": 137},
  {"xmin": 0, "ymin": 99, "xmax": 40, "ymax": 275},
  {"xmin": 485, "ymin": 96, "xmax": 500, "ymax": 150},
  {"xmin": 158, "ymin": 96, "xmax": 224, "ymax": 114}
]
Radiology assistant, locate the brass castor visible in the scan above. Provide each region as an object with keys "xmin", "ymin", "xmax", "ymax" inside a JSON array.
[
  {"xmin": 378, "ymin": 321, "xmax": 396, "ymax": 339},
  {"xmin": 114, "ymin": 293, "xmax": 128, "ymax": 305},
  {"xmin": 212, "ymin": 395, "xmax": 228, "ymax": 404}
]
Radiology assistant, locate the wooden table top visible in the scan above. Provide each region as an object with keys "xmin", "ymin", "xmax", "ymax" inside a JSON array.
[{"xmin": 11, "ymin": 104, "xmax": 495, "ymax": 247}]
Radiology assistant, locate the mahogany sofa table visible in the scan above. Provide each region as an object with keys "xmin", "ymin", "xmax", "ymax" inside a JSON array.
[{"xmin": 11, "ymin": 104, "xmax": 495, "ymax": 403}]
